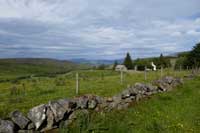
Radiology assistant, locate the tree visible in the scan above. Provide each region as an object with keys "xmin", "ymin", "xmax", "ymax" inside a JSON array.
[
  {"xmin": 123, "ymin": 52, "xmax": 133, "ymax": 69},
  {"xmin": 158, "ymin": 53, "xmax": 171, "ymax": 68},
  {"xmin": 187, "ymin": 42, "xmax": 200, "ymax": 67},
  {"xmin": 98, "ymin": 64, "xmax": 106, "ymax": 70},
  {"xmin": 113, "ymin": 60, "xmax": 118, "ymax": 70}
]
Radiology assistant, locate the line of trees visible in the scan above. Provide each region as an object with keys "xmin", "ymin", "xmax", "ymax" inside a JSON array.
[
  {"xmin": 175, "ymin": 42, "xmax": 200, "ymax": 69},
  {"xmin": 119, "ymin": 52, "xmax": 171, "ymax": 70},
  {"xmin": 110, "ymin": 42, "xmax": 200, "ymax": 71}
]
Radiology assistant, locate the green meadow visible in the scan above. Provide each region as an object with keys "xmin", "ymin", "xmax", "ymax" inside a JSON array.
[
  {"xmin": 61, "ymin": 76, "xmax": 200, "ymax": 133},
  {"xmin": 0, "ymin": 69, "xmax": 190, "ymax": 119}
]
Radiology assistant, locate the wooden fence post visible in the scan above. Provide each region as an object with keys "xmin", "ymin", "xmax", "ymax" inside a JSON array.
[
  {"xmin": 76, "ymin": 72, "xmax": 79, "ymax": 95},
  {"xmin": 161, "ymin": 66, "xmax": 163, "ymax": 78},
  {"xmin": 120, "ymin": 70, "xmax": 123, "ymax": 84},
  {"xmin": 144, "ymin": 66, "xmax": 147, "ymax": 81}
]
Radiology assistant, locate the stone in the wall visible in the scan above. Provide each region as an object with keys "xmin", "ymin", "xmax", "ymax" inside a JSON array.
[
  {"xmin": 27, "ymin": 104, "xmax": 47, "ymax": 130},
  {"xmin": 27, "ymin": 123, "xmax": 35, "ymax": 130},
  {"xmin": 162, "ymin": 76, "xmax": 174, "ymax": 84},
  {"xmin": 40, "ymin": 107, "xmax": 55, "ymax": 132},
  {"xmin": 172, "ymin": 78, "xmax": 183, "ymax": 87},
  {"xmin": 49, "ymin": 99, "xmax": 76, "ymax": 123},
  {"xmin": 117, "ymin": 103, "xmax": 130, "ymax": 110},
  {"xmin": 0, "ymin": 76, "xmax": 185, "ymax": 133},
  {"xmin": 60, "ymin": 110, "xmax": 89, "ymax": 128},
  {"xmin": 0, "ymin": 119, "xmax": 15, "ymax": 133},
  {"xmin": 153, "ymin": 79, "xmax": 170, "ymax": 91},
  {"xmin": 88, "ymin": 99, "xmax": 97, "ymax": 109},
  {"xmin": 10, "ymin": 110, "xmax": 30, "ymax": 129},
  {"xmin": 135, "ymin": 94, "xmax": 143, "ymax": 102},
  {"xmin": 121, "ymin": 89, "xmax": 132, "ymax": 99},
  {"xmin": 94, "ymin": 95, "xmax": 105, "ymax": 104},
  {"xmin": 75, "ymin": 96, "xmax": 89, "ymax": 109},
  {"xmin": 134, "ymin": 83, "xmax": 148, "ymax": 94}
]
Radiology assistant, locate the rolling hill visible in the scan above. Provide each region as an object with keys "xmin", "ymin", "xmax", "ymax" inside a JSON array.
[{"xmin": 0, "ymin": 58, "xmax": 89, "ymax": 81}]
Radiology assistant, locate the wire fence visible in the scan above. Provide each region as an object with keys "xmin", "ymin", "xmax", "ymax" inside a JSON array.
[{"xmin": 0, "ymin": 68, "xmax": 199, "ymax": 117}]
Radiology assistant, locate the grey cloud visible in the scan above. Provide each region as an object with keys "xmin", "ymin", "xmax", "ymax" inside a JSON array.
[{"xmin": 0, "ymin": 0, "xmax": 199, "ymax": 59}]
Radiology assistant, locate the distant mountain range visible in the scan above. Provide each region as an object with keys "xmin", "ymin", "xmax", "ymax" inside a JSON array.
[
  {"xmin": 70, "ymin": 51, "xmax": 191, "ymax": 65},
  {"xmin": 70, "ymin": 58, "xmax": 123, "ymax": 65}
]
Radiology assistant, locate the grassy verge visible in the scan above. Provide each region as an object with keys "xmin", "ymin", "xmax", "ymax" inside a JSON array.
[
  {"xmin": 0, "ymin": 69, "xmax": 190, "ymax": 118},
  {"xmin": 60, "ymin": 76, "xmax": 200, "ymax": 133}
]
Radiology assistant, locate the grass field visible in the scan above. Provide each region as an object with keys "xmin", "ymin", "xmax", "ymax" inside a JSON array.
[
  {"xmin": 0, "ymin": 58, "xmax": 87, "ymax": 81},
  {"xmin": 60, "ymin": 75, "xmax": 200, "ymax": 133},
  {"xmin": 0, "ymin": 69, "xmax": 190, "ymax": 119}
]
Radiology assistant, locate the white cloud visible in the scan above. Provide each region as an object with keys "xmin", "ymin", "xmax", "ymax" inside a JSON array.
[
  {"xmin": 187, "ymin": 30, "xmax": 200, "ymax": 36},
  {"xmin": 0, "ymin": 0, "xmax": 199, "ymax": 59}
]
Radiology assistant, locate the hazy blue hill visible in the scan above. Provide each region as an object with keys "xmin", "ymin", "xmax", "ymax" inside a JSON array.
[{"xmin": 70, "ymin": 58, "xmax": 123, "ymax": 65}]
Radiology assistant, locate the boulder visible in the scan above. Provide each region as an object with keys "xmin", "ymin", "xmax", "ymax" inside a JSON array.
[
  {"xmin": 41, "ymin": 107, "xmax": 55, "ymax": 132},
  {"xmin": 49, "ymin": 99, "xmax": 76, "ymax": 122},
  {"xmin": 112, "ymin": 94, "xmax": 122, "ymax": 104},
  {"xmin": 10, "ymin": 110, "xmax": 30, "ymax": 129},
  {"xmin": 153, "ymin": 77, "xmax": 183, "ymax": 92},
  {"xmin": 75, "ymin": 95, "xmax": 103, "ymax": 109},
  {"xmin": 75, "ymin": 96, "xmax": 89, "ymax": 109},
  {"xmin": 124, "ymin": 96, "xmax": 134, "ymax": 103},
  {"xmin": 88, "ymin": 99, "xmax": 97, "ymax": 109},
  {"xmin": 158, "ymin": 83, "xmax": 170, "ymax": 91},
  {"xmin": 0, "ymin": 119, "xmax": 15, "ymax": 133},
  {"xmin": 95, "ymin": 102, "xmax": 109, "ymax": 112},
  {"xmin": 106, "ymin": 94, "xmax": 127, "ymax": 109},
  {"xmin": 145, "ymin": 84, "xmax": 158, "ymax": 93},
  {"xmin": 27, "ymin": 123, "xmax": 35, "ymax": 130},
  {"xmin": 134, "ymin": 83, "xmax": 147, "ymax": 94},
  {"xmin": 153, "ymin": 79, "xmax": 171, "ymax": 91},
  {"xmin": 172, "ymin": 78, "xmax": 183, "ymax": 86},
  {"xmin": 162, "ymin": 76, "xmax": 174, "ymax": 84},
  {"xmin": 27, "ymin": 104, "xmax": 47, "ymax": 130},
  {"xmin": 136, "ymin": 94, "xmax": 143, "ymax": 102},
  {"xmin": 121, "ymin": 89, "xmax": 132, "ymax": 99},
  {"xmin": 106, "ymin": 97, "xmax": 113, "ymax": 102},
  {"xmin": 60, "ymin": 110, "xmax": 89, "ymax": 128},
  {"xmin": 94, "ymin": 96, "xmax": 105, "ymax": 104}
]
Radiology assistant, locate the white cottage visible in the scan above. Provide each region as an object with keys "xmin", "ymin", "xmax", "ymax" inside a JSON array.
[{"xmin": 115, "ymin": 65, "xmax": 127, "ymax": 71}]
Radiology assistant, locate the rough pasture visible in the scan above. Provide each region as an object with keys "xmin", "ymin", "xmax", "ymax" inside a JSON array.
[{"xmin": 0, "ymin": 69, "xmax": 190, "ymax": 118}]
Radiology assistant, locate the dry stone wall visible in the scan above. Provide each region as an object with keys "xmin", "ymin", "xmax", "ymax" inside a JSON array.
[{"xmin": 0, "ymin": 76, "xmax": 189, "ymax": 133}]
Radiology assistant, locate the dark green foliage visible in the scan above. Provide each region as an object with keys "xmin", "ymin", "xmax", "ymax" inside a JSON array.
[
  {"xmin": 113, "ymin": 60, "xmax": 118, "ymax": 70},
  {"xmin": 157, "ymin": 54, "xmax": 171, "ymax": 68},
  {"xmin": 123, "ymin": 52, "xmax": 133, "ymax": 69},
  {"xmin": 133, "ymin": 54, "xmax": 171, "ymax": 71},
  {"xmin": 133, "ymin": 58, "xmax": 151, "ymax": 71},
  {"xmin": 186, "ymin": 42, "xmax": 200, "ymax": 68},
  {"xmin": 98, "ymin": 64, "xmax": 106, "ymax": 70},
  {"xmin": 177, "ymin": 51, "xmax": 190, "ymax": 58},
  {"xmin": 175, "ymin": 57, "xmax": 188, "ymax": 70}
]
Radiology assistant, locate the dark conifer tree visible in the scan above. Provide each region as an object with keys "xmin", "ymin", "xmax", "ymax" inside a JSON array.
[
  {"xmin": 123, "ymin": 52, "xmax": 133, "ymax": 69},
  {"xmin": 113, "ymin": 60, "xmax": 118, "ymax": 70},
  {"xmin": 187, "ymin": 42, "xmax": 200, "ymax": 67}
]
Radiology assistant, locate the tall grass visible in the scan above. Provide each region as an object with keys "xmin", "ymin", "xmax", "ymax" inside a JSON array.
[
  {"xmin": 59, "ymin": 76, "xmax": 200, "ymax": 133},
  {"xmin": 0, "ymin": 69, "xmax": 190, "ymax": 118}
]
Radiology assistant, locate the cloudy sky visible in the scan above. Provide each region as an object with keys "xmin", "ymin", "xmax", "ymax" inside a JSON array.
[{"xmin": 0, "ymin": 0, "xmax": 200, "ymax": 60}]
